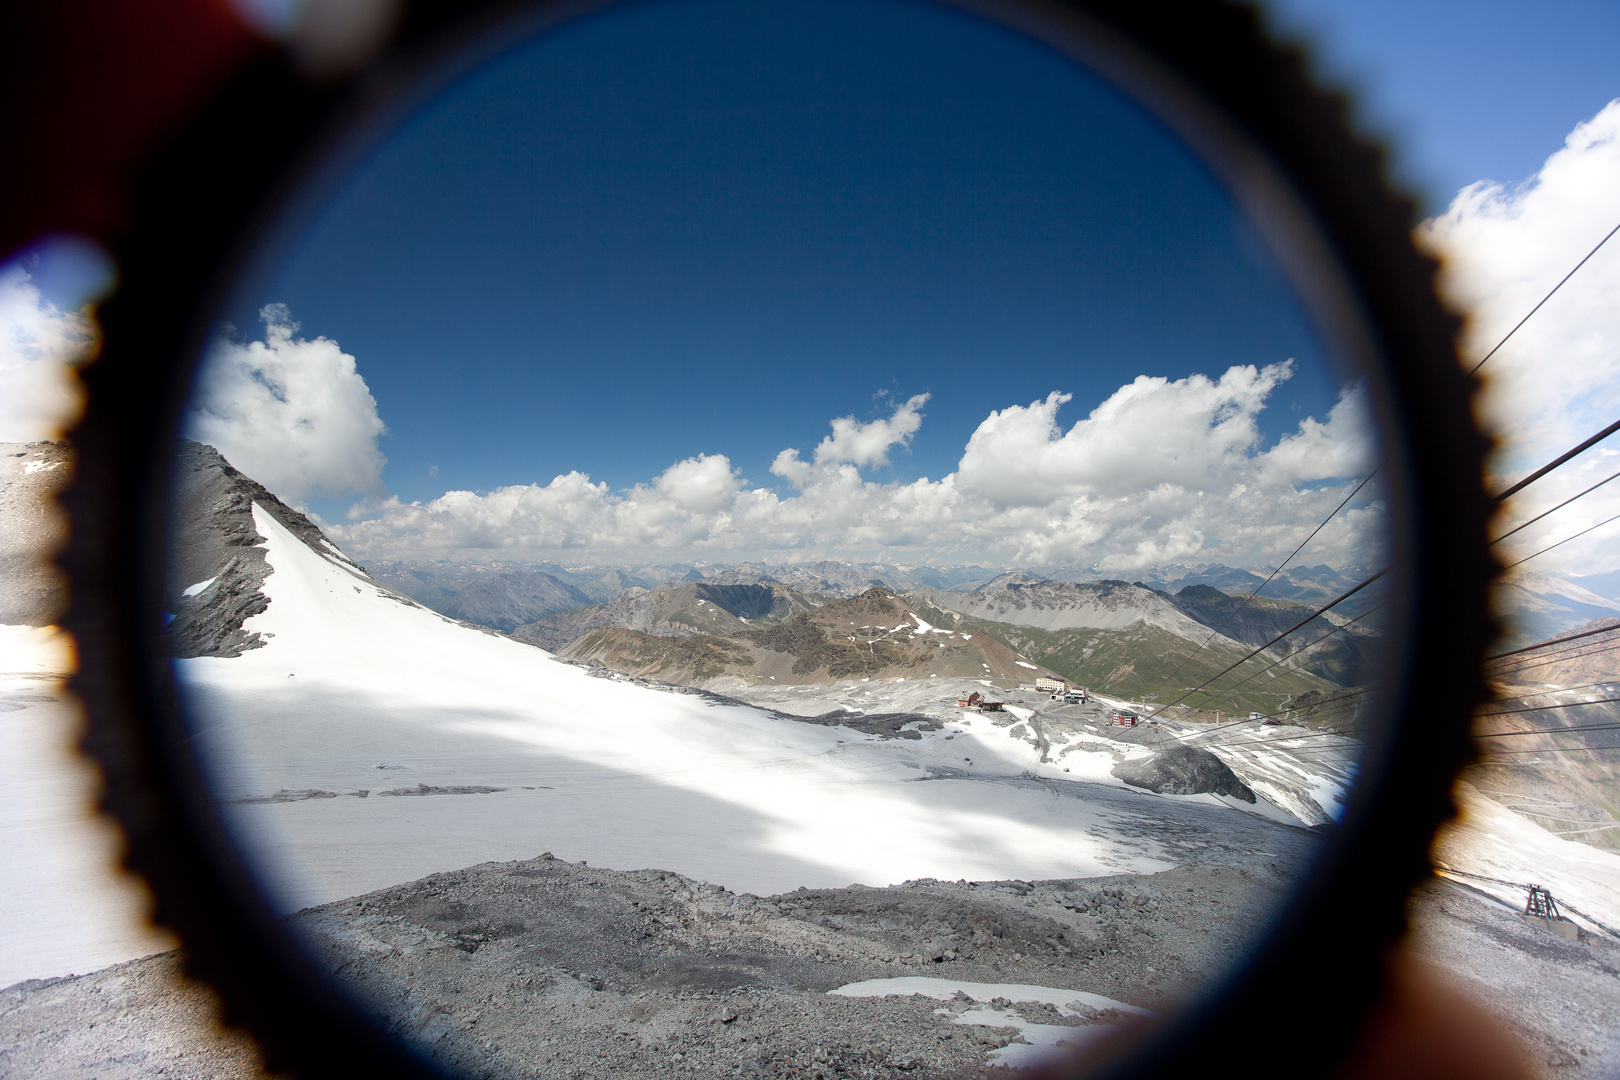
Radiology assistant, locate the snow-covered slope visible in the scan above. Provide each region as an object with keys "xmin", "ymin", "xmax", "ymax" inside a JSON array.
[
  {"xmin": 177, "ymin": 504, "xmax": 1317, "ymax": 914},
  {"xmin": 0, "ymin": 625, "xmax": 176, "ymax": 985},
  {"xmin": 1433, "ymin": 783, "xmax": 1620, "ymax": 938}
]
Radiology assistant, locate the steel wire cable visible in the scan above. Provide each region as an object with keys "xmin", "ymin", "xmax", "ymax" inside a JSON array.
[
  {"xmin": 1501, "ymin": 508, "xmax": 1620, "ymax": 571},
  {"xmin": 1486, "ymin": 638, "xmax": 1620, "ymax": 679},
  {"xmin": 1488, "ymin": 651, "xmax": 1620, "ymax": 682},
  {"xmin": 1477, "ymin": 743, "xmax": 1620, "ymax": 756},
  {"xmin": 1482, "ymin": 680, "xmax": 1620, "ymax": 709},
  {"xmin": 1475, "ymin": 693, "xmax": 1620, "ymax": 719},
  {"xmin": 1177, "ymin": 687, "xmax": 1374, "ymax": 744},
  {"xmin": 1183, "ymin": 695, "xmax": 1370, "ymax": 735},
  {"xmin": 1175, "ymin": 696, "xmax": 1370, "ymax": 743},
  {"xmin": 1485, "ymin": 621, "xmax": 1620, "ymax": 663},
  {"xmin": 1203, "ymin": 726, "xmax": 1363, "ymax": 751},
  {"xmin": 1470, "ymin": 220, "xmax": 1620, "ymax": 375},
  {"xmin": 1179, "ymin": 603, "xmax": 1384, "ymax": 711},
  {"xmin": 1490, "ymin": 466, "xmax": 1620, "ymax": 546},
  {"xmin": 1139, "ymin": 469, "xmax": 1384, "ymax": 705},
  {"xmin": 1475, "ymin": 720, "xmax": 1620, "ymax": 738},
  {"xmin": 1493, "ymin": 417, "xmax": 1620, "ymax": 505},
  {"xmin": 1145, "ymin": 568, "xmax": 1388, "ymax": 721}
]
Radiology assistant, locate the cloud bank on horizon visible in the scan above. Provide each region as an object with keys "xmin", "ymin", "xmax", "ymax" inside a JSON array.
[
  {"xmin": 11, "ymin": 104, "xmax": 1617, "ymax": 576},
  {"xmin": 315, "ymin": 359, "xmax": 1380, "ymax": 572},
  {"xmin": 0, "ymin": 265, "xmax": 94, "ymax": 443},
  {"xmin": 1419, "ymin": 98, "xmax": 1620, "ymax": 577}
]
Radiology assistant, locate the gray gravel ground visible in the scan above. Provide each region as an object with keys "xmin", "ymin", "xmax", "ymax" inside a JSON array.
[
  {"xmin": 1406, "ymin": 876, "xmax": 1620, "ymax": 1079},
  {"xmin": 283, "ymin": 855, "xmax": 1300, "ymax": 1079},
  {"xmin": 8, "ymin": 855, "xmax": 1620, "ymax": 1078},
  {"xmin": 0, "ymin": 853, "xmax": 1304, "ymax": 1079},
  {"xmin": 0, "ymin": 441, "xmax": 69, "ymax": 626},
  {"xmin": 0, "ymin": 952, "xmax": 261, "ymax": 1079}
]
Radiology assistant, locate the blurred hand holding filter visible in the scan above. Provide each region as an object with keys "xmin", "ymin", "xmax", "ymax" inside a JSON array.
[{"xmin": 63, "ymin": 1, "xmax": 1492, "ymax": 1077}]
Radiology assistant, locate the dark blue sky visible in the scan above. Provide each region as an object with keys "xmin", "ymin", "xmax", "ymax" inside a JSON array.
[{"xmin": 234, "ymin": 0, "xmax": 1345, "ymax": 510}]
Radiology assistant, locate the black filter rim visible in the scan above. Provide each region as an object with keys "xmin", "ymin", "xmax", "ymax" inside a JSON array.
[{"xmin": 63, "ymin": 2, "xmax": 1493, "ymax": 1077}]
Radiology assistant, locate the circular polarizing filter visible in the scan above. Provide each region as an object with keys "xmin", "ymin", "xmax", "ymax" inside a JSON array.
[{"xmin": 65, "ymin": 1, "xmax": 1491, "ymax": 1078}]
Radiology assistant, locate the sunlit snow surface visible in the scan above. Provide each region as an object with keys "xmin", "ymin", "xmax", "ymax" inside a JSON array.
[
  {"xmin": 1434, "ymin": 783, "xmax": 1620, "ymax": 936},
  {"xmin": 0, "ymin": 625, "xmax": 176, "ymax": 985},
  {"xmin": 181, "ymin": 506, "xmax": 1319, "ymax": 913}
]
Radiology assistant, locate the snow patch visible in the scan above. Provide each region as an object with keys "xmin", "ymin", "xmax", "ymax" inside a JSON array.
[
  {"xmin": 182, "ymin": 577, "xmax": 217, "ymax": 598},
  {"xmin": 829, "ymin": 976, "xmax": 1152, "ymax": 1069}
]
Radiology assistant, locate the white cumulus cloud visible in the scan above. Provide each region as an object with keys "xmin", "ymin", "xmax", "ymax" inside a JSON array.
[
  {"xmin": 1418, "ymin": 99, "xmax": 1620, "ymax": 575},
  {"xmin": 186, "ymin": 304, "xmax": 387, "ymax": 505},
  {"xmin": 772, "ymin": 393, "xmax": 930, "ymax": 487},
  {"xmin": 0, "ymin": 263, "xmax": 95, "ymax": 442},
  {"xmin": 956, "ymin": 363, "xmax": 1306, "ymax": 507},
  {"xmin": 330, "ymin": 369, "xmax": 1380, "ymax": 572}
]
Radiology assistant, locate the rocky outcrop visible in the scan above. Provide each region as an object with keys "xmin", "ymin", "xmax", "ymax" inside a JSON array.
[
  {"xmin": 1111, "ymin": 747, "xmax": 1256, "ymax": 802},
  {"xmin": 0, "ymin": 441, "xmax": 71, "ymax": 625},
  {"xmin": 166, "ymin": 440, "xmax": 391, "ymax": 658}
]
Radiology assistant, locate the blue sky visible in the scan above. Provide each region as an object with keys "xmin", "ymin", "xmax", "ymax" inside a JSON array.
[
  {"xmin": 232, "ymin": 0, "xmax": 1335, "ymax": 510},
  {"xmin": 163, "ymin": 0, "xmax": 1616, "ymax": 568},
  {"xmin": 1265, "ymin": 0, "xmax": 1620, "ymax": 208}
]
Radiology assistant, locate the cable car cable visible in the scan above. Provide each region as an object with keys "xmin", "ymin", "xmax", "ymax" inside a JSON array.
[
  {"xmin": 1501, "ymin": 508, "xmax": 1620, "ymax": 571},
  {"xmin": 1490, "ymin": 466, "xmax": 1620, "ymax": 546},
  {"xmin": 1469, "ymin": 219, "xmax": 1620, "ymax": 375},
  {"xmin": 1493, "ymin": 417, "xmax": 1620, "ymax": 505}
]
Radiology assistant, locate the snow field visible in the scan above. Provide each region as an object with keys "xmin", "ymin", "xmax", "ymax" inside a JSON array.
[
  {"xmin": 181, "ymin": 506, "xmax": 1184, "ymax": 912},
  {"xmin": 1434, "ymin": 783, "xmax": 1620, "ymax": 936},
  {"xmin": 0, "ymin": 625, "xmax": 177, "ymax": 986},
  {"xmin": 721, "ymin": 682, "xmax": 1338, "ymax": 827}
]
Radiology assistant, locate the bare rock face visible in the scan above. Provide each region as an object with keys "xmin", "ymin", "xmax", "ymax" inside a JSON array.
[
  {"xmin": 165, "ymin": 440, "xmax": 377, "ymax": 658},
  {"xmin": 1111, "ymin": 747, "xmax": 1256, "ymax": 802},
  {"xmin": 0, "ymin": 441, "xmax": 71, "ymax": 626}
]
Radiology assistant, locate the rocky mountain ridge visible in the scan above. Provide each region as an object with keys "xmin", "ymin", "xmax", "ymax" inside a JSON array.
[
  {"xmin": 559, "ymin": 586, "xmax": 1059, "ymax": 687},
  {"xmin": 166, "ymin": 441, "xmax": 399, "ymax": 657},
  {"xmin": 515, "ymin": 580, "xmax": 824, "ymax": 652},
  {"xmin": 924, "ymin": 576, "xmax": 1229, "ymax": 643}
]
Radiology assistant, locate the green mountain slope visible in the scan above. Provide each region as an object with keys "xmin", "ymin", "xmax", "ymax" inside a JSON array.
[{"xmin": 948, "ymin": 614, "xmax": 1340, "ymax": 717}]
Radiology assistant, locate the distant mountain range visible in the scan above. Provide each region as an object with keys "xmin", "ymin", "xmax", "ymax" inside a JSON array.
[
  {"xmin": 1132, "ymin": 561, "xmax": 1366, "ymax": 599},
  {"xmin": 559, "ymin": 586, "xmax": 1059, "ymax": 687},
  {"xmin": 366, "ymin": 561, "xmax": 671, "ymax": 630},
  {"xmin": 172, "ymin": 484, "xmax": 1619, "ymax": 685},
  {"xmin": 482, "ymin": 566, "xmax": 1362, "ymax": 714},
  {"xmin": 1491, "ymin": 571, "xmax": 1620, "ymax": 649},
  {"xmin": 915, "ymin": 574, "xmax": 1376, "ymax": 689},
  {"xmin": 898, "ymin": 581, "xmax": 1354, "ymax": 715},
  {"xmin": 513, "ymin": 580, "xmax": 822, "ymax": 651}
]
